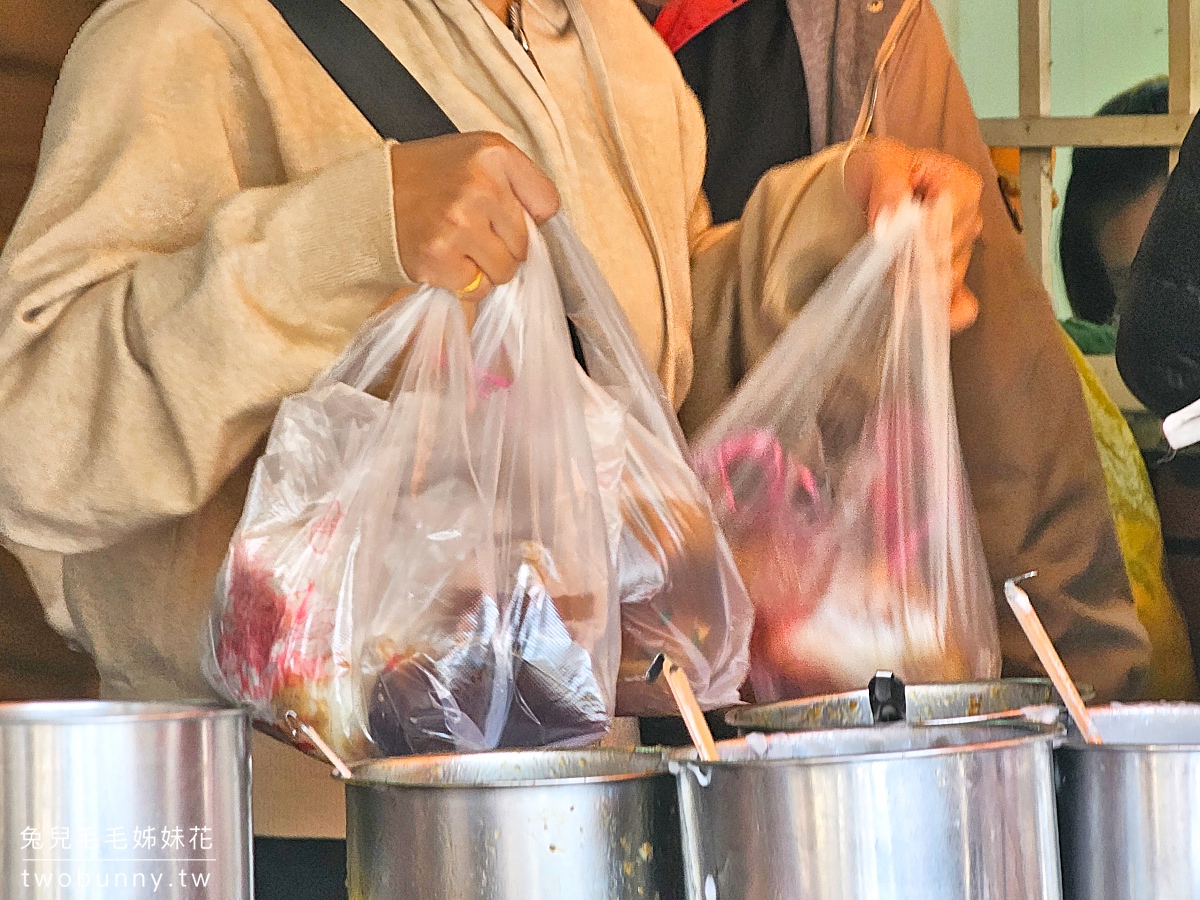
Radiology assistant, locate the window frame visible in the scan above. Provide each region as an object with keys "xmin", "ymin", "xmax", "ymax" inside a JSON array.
[{"xmin": 974, "ymin": 0, "xmax": 1200, "ymax": 288}]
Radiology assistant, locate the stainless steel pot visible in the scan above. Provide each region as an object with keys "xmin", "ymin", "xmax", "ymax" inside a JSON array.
[
  {"xmin": 345, "ymin": 749, "xmax": 684, "ymax": 900},
  {"xmin": 1056, "ymin": 703, "xmax": 1200, "ymax": 900},
  {"xmin": 0, "ymin": 700, "xmax": 251, "ymax": 900},
  {"xmin": 674, "ymin": 722, "xmax": 1062, "ymax": 900},
  {"xmin": 725, "ymin": 677, "xmax": 1088, "ymax": 733}
]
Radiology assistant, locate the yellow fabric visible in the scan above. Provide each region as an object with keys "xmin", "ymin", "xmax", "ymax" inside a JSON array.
[{"xmin": 1063, "ymin": 333, "xmax": 1198, "ymax": 699}]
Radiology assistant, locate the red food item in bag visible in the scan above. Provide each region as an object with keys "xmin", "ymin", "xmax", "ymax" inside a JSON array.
[{"xmin": 214, "ymin": 543, "xmax": 288, "ymax": 704}]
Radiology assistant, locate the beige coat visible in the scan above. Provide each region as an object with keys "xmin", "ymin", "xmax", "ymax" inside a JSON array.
[
  {"xmin": 0, "ymin": 0, "xmax": 104, "ymax": 702},
  {"xmin": 0, "ymin": 0, "xmax": 863, "ymax": 836}
]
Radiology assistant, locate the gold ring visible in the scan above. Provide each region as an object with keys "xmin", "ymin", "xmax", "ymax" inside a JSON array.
[{"xmin": 457, "ymin": 267, "xmax": 484, "ymax": 296}]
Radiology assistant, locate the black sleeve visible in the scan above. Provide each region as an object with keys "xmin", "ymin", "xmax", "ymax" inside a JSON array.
[{"xmin": 1116, "ymin": 112, "xmax": 1200, "ymax": 417}]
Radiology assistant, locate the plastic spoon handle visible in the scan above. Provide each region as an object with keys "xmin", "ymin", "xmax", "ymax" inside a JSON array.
[
  {"xmin": 1004, "ymin": 574, "xmax": 1103, "ymax": 745},
  {"xmin": 647, "ymin": 654, "xmax": 720, "ymax": 762}
]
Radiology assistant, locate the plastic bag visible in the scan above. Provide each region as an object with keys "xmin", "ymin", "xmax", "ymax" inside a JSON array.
[
  {"xmin": 546, "ymin": 216, "xmax": 753, "ymax": 715},
  {"xmin": 206, "ymin": 224, "xmax": 618, "ymax": 758},
  {"xmin": 693, "ymin": 198, "xmax": 1001, "ymax": 700},
  {"xmin": 209, "ymin": 379, "xmax": 390, "ymax": 759},
  {"xmin": 375, "ymin": 222, "xmax": 618, "ymax": 753}
]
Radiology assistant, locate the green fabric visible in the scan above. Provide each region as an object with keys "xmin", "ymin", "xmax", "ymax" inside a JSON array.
[{"xmin": 1062, "ymin": 317, "xmax": 1117, "ymax": 355}]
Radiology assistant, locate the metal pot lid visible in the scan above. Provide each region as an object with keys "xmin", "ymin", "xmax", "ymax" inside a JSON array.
[
  {"xmin": 672, "ymin": 721, "xmax": 1060, "ymax": 769},
  {"xmin": 725, "ymin": 675, "xmax": 1096, "ymax": 733},
  {"xmin": 347, "ymin": 748, "xmax": 671, "ymax": 788}
]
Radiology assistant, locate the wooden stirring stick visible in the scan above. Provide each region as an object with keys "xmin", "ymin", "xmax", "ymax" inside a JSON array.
[
  {"xmin": 1004, "ymin": 573, "xmax": 1103, "ymax": 745},
  {"xmin": 286, "ymin": 710, "xmax": 354, "ymax": 779},
  {"xmin": 646, "ymin": 653, "xmax": 720, "ymax": 761}
]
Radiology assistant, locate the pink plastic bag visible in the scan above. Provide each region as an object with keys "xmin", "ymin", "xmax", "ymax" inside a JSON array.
[{"xmin": 693, "ymin": 199, "xmax": 1001, "ymax": 700}]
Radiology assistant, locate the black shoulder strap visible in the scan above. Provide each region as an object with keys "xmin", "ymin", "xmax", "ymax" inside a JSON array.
[
  {"xmin": 265, "ymin": 0, "xmax": 590, "ymax": 370},
  {"xmin": 266, "ymin": 0, "xmax": 459, "ymax": 142}
]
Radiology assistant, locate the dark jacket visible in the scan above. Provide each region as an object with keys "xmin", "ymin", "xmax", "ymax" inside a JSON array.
[{"xmin": 1116, "ymin": 113, "xmax": 1200, "ymax": 419}]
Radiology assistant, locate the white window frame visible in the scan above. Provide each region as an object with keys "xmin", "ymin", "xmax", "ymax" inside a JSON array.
[{"xmin": 975, "ymin": 0, "xmax": 1200, "ymax": 290}]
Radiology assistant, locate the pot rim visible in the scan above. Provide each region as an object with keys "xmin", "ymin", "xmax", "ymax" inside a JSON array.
[
  {"xmin": 672, "ymin": 722, "xmax": 1060, "ymax": 769},
  {"xmin": 0, "ymin": 699, "xmax": 247, "ymax": 725},
  {"xmin": 345, "ymin": 748, "xmax": 672, "ymax": 789},
  {"xmin": 725, "ymin": 677, "xmax": 1093, "ymax": 731},
  {"xmin": 1060, "ymin": 702, "xmax": 1200, "ymax": 751}
]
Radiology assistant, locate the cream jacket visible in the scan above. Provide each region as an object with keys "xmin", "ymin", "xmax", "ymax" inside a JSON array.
[{"xmin": 0, "ymin": 0, "xmax": 863, "ymax": 836}]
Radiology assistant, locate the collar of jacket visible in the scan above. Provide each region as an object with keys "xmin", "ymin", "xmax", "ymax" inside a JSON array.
[{"xmin": 653, "ymin": 0, "xmax": 753, "ymax": 52}]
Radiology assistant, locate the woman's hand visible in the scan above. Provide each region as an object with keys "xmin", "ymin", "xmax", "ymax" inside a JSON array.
[
  {"xmin": 390, "ymin": 133, "xmax": 561, "ymax": 302},
  {"xmin": 845, "ymin": 138, "xmax": 984, "ymax": 334}
]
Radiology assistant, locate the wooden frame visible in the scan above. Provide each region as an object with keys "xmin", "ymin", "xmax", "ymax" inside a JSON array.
[{"xmin": 974, "ymin": 0, "xmax": 1200, "ymax": 291}]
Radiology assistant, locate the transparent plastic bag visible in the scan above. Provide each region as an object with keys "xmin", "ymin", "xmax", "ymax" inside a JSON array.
[
  {"xmin": 546, "ymin": 216, "xmax": 753, "ymax": 715},
  {"xmin": 206, "ymin": 224, "xmax": 619, "ymax": 758},
  {"xmin": 208, "ymin": 380, "xmax": 390, "ymax": 760},
  {"xmin": 366, "ymin": 226, "xmax": 619, "ymax": 753},
  {"xmin": 206, "ymin": 291, "xmax": 493, "ymax": 759},
  {"xmin": 693, "ymin": 199, "xmax": 1001, "ymax": 701}
]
